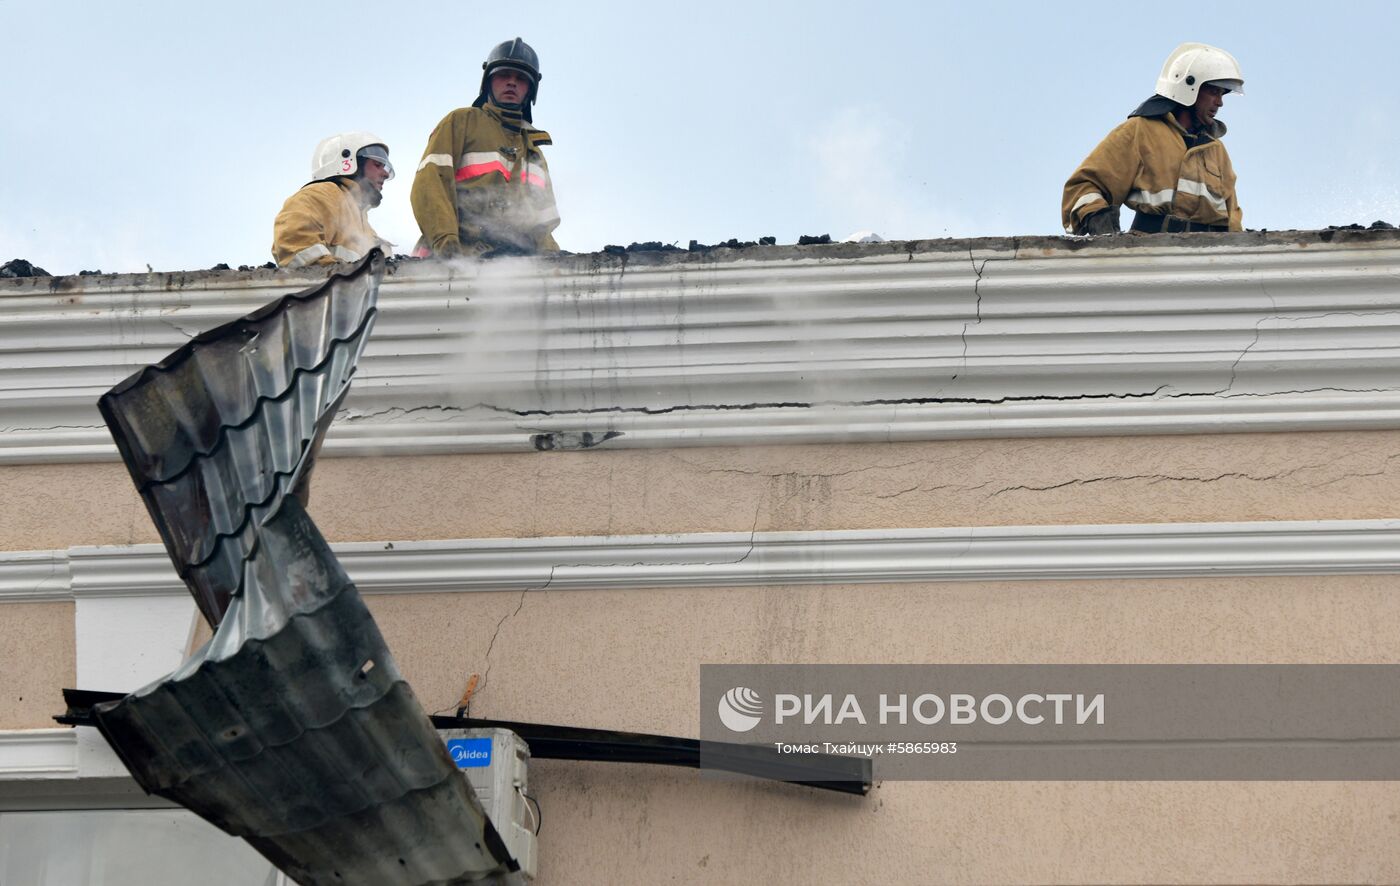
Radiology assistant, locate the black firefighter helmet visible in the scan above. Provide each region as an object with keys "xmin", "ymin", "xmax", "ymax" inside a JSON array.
[{"xmin": 474, "ymin": 38, "xmax": 542, "ymax": 121}]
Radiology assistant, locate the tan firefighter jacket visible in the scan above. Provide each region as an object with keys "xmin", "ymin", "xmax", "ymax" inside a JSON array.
[
  {"xmin": 411, "ymin": 101, "xmax": 560, "ymax": 256},
  {"xmin": 271, "ymin": 179, "xmax": 387, "ymax": 268},
  {"xmin": 1062, "ymin": 110, "xmax": 1242, "ymax": 234}
]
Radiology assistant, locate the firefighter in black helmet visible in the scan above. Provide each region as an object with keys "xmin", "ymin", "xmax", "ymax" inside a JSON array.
[
  {"xmin": 475, "ymin": 38, "xmax": 541, "ymax": 122},
  {"xmin": 411, "ymin": 38, "xmax": 560, "ymax": 259}
]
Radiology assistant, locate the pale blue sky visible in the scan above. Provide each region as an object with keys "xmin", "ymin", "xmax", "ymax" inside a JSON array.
[{"xmin": 3, "ymin": 1, "xmax": 1398, "ymax": 274}]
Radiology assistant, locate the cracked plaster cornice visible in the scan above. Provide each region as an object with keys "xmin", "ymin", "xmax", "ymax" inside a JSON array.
[
  {"xmin": 5, "ymin": 234, "xmax": 1400, "ymax": 462},
  {"xmin": 4, "ymin": 520, "xmax": 1400, "ymax": 603}
]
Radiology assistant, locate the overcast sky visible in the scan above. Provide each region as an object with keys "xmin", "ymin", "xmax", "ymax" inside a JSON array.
[{"xmin": 4, "ymin": 1, "xmax": 1399, "ymax": 275}]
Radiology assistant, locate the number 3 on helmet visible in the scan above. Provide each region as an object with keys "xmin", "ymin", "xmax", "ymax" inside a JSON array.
[{"xmin": 310, "ymin": 132, "xmax": 395, "ymax": 183}]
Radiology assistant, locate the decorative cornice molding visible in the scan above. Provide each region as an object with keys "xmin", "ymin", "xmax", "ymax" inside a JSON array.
[
  {"xmin": 5, "ymin": 520, "xmax": 1400, "ymax": 603},
  {"xmin": 0, "ymin": 729, "xmax": 77, "ymax": 778},
  {"xmin": 0, "ymin": 552, "xmax": 70, "ymax": 602},
  {"xmin": 4, "ymin": 234, "xmax": 1400, "ymax": 463},
  {"xmin": 0, "ymin": 730, "xmax": 178, "ymax": 804}
]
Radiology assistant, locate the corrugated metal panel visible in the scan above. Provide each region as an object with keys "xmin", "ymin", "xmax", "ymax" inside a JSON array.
[
  {"xmin": 4, "ymin": 233, "xmax": 1400, "ymax": 462},
  {"xmin": 87, "ymin": 252, "xmax": 520, "ymax": 885},
  {"xmin": 97, "ymin": 257, "xmax": 380, "ymax": 625}
]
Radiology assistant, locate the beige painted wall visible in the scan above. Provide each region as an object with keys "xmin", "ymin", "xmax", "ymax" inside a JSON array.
[
  {"xmin": 526, "ymin": 767, "xmax": 1398, "ymax": 885},
  {"xmin": 366, "ymin": 576, "xmax": 1400, "ymax": 735},
  {"xmin": 5, "ymin": 429, "xmax": 1400, "ymax": 550},
  {"xmin": 4, "ymin": 576, "xmax": 1396, "ymax": 880},
  {"xmin": 5, "ymin": 428, "xmax": 1400, "ymax": 882},
  {"xmin": 361, "ymin": 576, "xmax": 1400, "ymax": 885},
  {"xmin": 0, "ymin": 602, "xmax": 75, "ymax": 729}
]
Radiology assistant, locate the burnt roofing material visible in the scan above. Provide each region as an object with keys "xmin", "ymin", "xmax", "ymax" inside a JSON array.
[
  {"xmin": 0, "ymin": 258, "xmax": 50, "ymax": 277},
  {"xmin": 89, "ymin": 251, "xmax": 521, "ymax": 885},
  {"xmin": 93, "ymin": 497, "xmax": 518, "ymax": 884},
  {"xmin": 99, "ymin": 253, "xmax": 382, "ymax": 627}
]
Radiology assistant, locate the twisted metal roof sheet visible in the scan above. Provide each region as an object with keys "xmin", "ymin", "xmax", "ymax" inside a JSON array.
[
  {"xmin": 89, "ymin": 252, "xmax": 520, "ymax": 885},
  {"xmin": 98, "ymin": 254, "xmax": 380, "ymax": 626}
]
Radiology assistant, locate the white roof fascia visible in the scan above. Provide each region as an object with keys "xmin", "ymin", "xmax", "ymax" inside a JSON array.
[{"xmin": 3, "ymin": 236, "xmax": 1400, "ymax": 463}]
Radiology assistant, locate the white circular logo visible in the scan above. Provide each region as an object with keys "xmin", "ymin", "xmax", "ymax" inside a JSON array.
[{"xmin": 718, "ymin": 686, "xmax": 764, "ymax": 733}]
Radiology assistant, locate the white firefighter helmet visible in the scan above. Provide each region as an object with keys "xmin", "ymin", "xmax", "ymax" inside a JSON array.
[
  {"xmin": 310, "ymin": 132, "xmax": 394, "ymax": 182},
  {"xmin": 1155, "ymin": 43, "xmax": 1245, "ymax": 105}
]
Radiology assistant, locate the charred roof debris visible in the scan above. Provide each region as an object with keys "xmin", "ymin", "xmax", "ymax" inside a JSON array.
[
  {"xmin": 601, "ymin": 236, "xmax": 788, "ymax": 255},
  {"xmin": 595, "ymin": 234, "xmax": 845, "ymax": 257},
  {"xmin": 1326, "ymin": 220, "xmax": 1396, "ymax": 231},
  {"xmin": 0, "ymin": 258, "xmax": 50, "ymax": 278},
  {"xmin": 12, "ymin": 214, "xmax": 1400, "ymax": 290},
  {"xmin": 8, "ymin": 227, "xmax": 1400, "ymax": 293}
]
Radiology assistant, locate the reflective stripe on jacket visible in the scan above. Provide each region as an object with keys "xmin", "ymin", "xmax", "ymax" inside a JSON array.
[
  {"xmin": 410, "ymin": 102, "xmax": 560, "ymax": 256},
  {"xmin": 1062, "ymin": 113, "xmax": 1242, "ymax": 234},
  {"xmin": 271, "ymin": 180, "xmax": 386, "ymax": 268}
]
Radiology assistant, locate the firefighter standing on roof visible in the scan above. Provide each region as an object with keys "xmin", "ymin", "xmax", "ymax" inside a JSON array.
[
  {"xmin": 272, "ymin": 133, "xmax": 394, "ymax": 268},
  {"xmin": 1062, "ymin": 43, "xmax": 1245, "ymax": 236},
  {"xmin": 411, "ymin": 38, "xmax": 560, "ymax": 259}
]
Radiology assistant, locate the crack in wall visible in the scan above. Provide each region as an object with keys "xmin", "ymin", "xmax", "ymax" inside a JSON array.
[
  {"xmin": 665, "ymin": 457, "xmax": 933, "ymax": 481},
  {"xmin": 990, "ymin": 461, "xmax": 1332, "ymax": 497},
  {"xmin": 158, "ymin": 318, "xmax": 201, "ymax": 339},
  {"xmin": 876, "ymin": 484, "xmax": 922, "ymax": 499},
  {"xmin": 1218, "ymin": 277, "xmax": 1280, "ymax": 397},
  {"xmin": 16, "ymin": 558, "xmax": 67, "ymax": 596},
  {"xmin": 21, "ymin": 379, "xmax": 1400, "ymax": 438},
  {"xmin": 1200, "ymin": 386, "xmax": 1400, "ymax": 399},
  {"xmin": 381, "ymin": 382, "xmax": 1398, "ymax": 425},
  {"xmin": 474, "ymin": 500, "xmax": 764, "ymax": 708},
  {"xmin": 959, "ymin": 248, "xmax": 1004, "ymax": 369},
  {"xmin": 447, "ymin": 386, "xmax": 1179, "ymax": 420},
  {"xmin": 1224, "ymin": 321, "xmax": 1264, "ymax": 395},
  {"xmin": 1286, "ymin": 310, "xmax": 1400, "ymax": 321},
  {"xmin": 1, "ymin": 424, "xmax": 105, "ymax": 433},
  {"xmin": 477, "ymin": 582, "xmax": 532, "ymax": 706},
  {"xmin": 1305, "ymin": 450, "xmax": 1400, "ymax": 489},
  {"xmin": 341, "ymin": 404, "xmax": 468, "ymax": 422},
  {"xmin": 969, "ymin": 249, "xmax": 989, "ymax": 326},
  {"xmin": 300, "ymin": 376, "xmax": 1400, "ymax": 421},
  {"xmin": 733, "ymin": 499, "xmax": 763, "ymax": 569},
  {"xmin": 875, "ymin": 480, "xmax": 995, "ymax": 500}
]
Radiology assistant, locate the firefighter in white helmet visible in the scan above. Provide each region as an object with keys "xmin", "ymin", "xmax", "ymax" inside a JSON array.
[
  {"xmin": 410, "ymin": 38, "xmax": 560, "ymax": 259},
  {"xmin": 1062, "ymin": 43, "xmax": 1245, "ymax": 236},
  {"xmin": 272, "ymin": 132, "xmax": 394, "ymax": 268}
]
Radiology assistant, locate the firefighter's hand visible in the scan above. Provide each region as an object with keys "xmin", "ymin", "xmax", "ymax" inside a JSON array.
[
  {"xmin": 434, "ymin": 239, "xmax": 465, "ymax": 260},
  {"xmin": 480, "ymin": 244, "xmax": 532, "ymax": 259},
  {"xmin": 1077, "ymin": 208, "xmax": 1121, "ymax": 236}
]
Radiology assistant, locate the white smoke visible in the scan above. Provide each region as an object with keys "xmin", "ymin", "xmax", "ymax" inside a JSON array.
[
  {"xmin": 427, "ymin": 254, "xmax": 607, "ymax": 441},
  {"xmin": 806, "ymin": 107, "xmax": 976, "ymax": 240}
]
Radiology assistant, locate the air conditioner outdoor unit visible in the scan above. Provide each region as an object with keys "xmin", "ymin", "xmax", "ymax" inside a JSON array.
[{"xmin": 441, "ymin": 728, "xmax": 538, "ymax": 882}]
